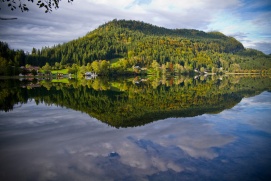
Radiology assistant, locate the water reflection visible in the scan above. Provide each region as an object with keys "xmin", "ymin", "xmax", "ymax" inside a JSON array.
[
  {"xmin": 1, "ymin": 75, "xmax": 271, "ymax": 128},
  {"xmin": 0, "ymin": 91, "xmax": 271, "ymax": 180}
]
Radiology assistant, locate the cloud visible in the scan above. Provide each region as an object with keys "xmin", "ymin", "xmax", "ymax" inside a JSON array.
[
  {"xmin": 0, "ymin": 100, "xmax": 236, "ymax": 180},
  {"xmin": 228, "ymin": 32, "xmax": 249, "ymax": 40},
  {"xmin": 0, "ymin": 0, "xmax": 270, "ymax": 54},
  {"xmin": 1, "ymin": 91, "xmax": 271, "ymax": 180},
  {"xmin": 248, "ymin": 42, "xmax": 271, "ymax": 54},
  {"xmin": 205, "ymin": 0, "xmax": 271, "ymax": 54},
  {"xmin": 126, "ymin": 0, "xmax": 152, "ymax": 8}
]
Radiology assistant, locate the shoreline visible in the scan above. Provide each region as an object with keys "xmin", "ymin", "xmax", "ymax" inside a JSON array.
[{"xmin": 225, "ymin": 72, "xmax": 262, "ymax": 75}]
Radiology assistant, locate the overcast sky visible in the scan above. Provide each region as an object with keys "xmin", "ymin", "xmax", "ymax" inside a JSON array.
[{"xmin": 0, "ymin": 0, "xmax": 270, "ymax": 54}]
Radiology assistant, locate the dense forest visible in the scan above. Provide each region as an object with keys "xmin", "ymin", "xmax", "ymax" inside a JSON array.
[
  {"xmin": 1, "ymin": 19, "xmax": 271, "ymax": 76},
  {"xmin": 1, "ymin": 75, "xmax": 271, "ymax": 127},
  {"xmin": 0, "ymin": 42, "xmax": 26, "ymax": 75},
  {"xmin": 0, "ymin": 20, "xmax": 271, "ymax": 75}
]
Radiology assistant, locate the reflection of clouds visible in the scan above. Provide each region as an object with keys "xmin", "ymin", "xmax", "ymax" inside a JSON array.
[
  {"xmin": 218, "ymin": 92, "xmax": 271, "ymax": 134},
  {"xmin": 118, "ymin": 140, "xmax": 150, "ymax": 169},
  {"xmin": 4, "ymin": 96, "xmax": 270, "ymax": 180},
  {"xmin": 133, "ymin": 118, "xmax": 235, "ymax": 160},
  {"xmin": 240, "ymin": 92, "xmax": 271, "ymax": 134}
]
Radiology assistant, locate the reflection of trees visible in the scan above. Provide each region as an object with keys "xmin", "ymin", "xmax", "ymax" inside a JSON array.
[
  {"xmin": 1, "ymin": 76, "xmax": 271, "ymax": 127},
  {"xmin": 91, "ymin": 78, "xmax": 110, "ymax": 91},
  {"xmin": 0, "ymin": 80, "xmax": 29, "ymax": 111}
]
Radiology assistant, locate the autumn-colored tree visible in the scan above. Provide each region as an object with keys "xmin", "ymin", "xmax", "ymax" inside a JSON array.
[
  {"xmin": 42, "ymin": 62, "xmax": 51, "ymax": 74},
  {"xmin": 91, "ymin": 61, "xmax": 100, "ymax": 74}
]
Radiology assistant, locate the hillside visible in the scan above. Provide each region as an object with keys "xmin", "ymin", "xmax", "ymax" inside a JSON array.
[
  {"xmin": 1, "ymin": 19, "xmax": 271, "ymax": 75},
  {"xmin": 27, "ymin": 19, "xmax": 244, "ymax": 64}
]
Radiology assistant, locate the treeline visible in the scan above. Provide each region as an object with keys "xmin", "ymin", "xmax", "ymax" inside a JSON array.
[
  {"xmin": 25, "ymin": 19, "xmax": 247, "ymax": 68},
  {"xmin": 1, "ymin": 19, "xmax": 271, "ymax": 76},
  {"xmin": 0, "ymin": 42, "xmax": 26, "ymax": 75},
  {"xmin": 25, "ymin": 20, "xmax": 271, "ymax": 72}
]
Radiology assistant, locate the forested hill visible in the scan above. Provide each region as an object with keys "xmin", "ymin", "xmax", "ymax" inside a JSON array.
[
  {"xmin": 97, "ymin": 19, "xmax": 244, "ymax": 52},
  {"xmin": 22, "ymin": 19, "xmax": 271, "ymax": 72},
  {"xmin": 99, "ymin": 19, "xmax": 239, "ymax": 42}
]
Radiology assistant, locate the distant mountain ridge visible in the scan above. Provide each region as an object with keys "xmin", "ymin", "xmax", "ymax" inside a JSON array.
[
  {"xmin": 99, "ymin": 19, "xmax": 230, "ymax": 40},
  {"xmin": 95, "ymin": 19, "xmax": 244, "ymax": 52}
]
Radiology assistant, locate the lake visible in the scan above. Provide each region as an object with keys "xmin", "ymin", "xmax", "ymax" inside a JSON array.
[{"xmin": 0, "ymin": 75, "xmax": 271, "ymax": 181}]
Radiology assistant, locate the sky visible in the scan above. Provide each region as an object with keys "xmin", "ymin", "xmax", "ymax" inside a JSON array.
[{"xmin": 0, "ymin": 0, "xmax": 270, "ymax": 54}]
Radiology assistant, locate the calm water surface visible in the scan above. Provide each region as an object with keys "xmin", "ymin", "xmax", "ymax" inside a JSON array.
[{"xmin": 0, "ymin": 77, "xmax": 271, "ymax": 180}]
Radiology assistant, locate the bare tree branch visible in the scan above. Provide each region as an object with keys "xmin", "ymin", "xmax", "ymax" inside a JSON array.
[
  {"xmin": 0, "ymin": 0, "xmax": 74, "ymax": 13},
  {"xmin": 0, "ymin": 17, "xmax": 18, "ymax": 20}
]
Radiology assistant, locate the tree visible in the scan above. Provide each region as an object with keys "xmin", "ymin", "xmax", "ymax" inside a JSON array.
[
  {"xmin": 91, "ymin": 61, "xmax": 100, "ymax": 74},
  {"xmin": 54, "ymin": 62, "xmax": 60, "ymax": 70},
  {"xmin": 230, "ymin": 63, "xmax": 241, "ymax": 73},
  {"xmin": 174, "ymin": 63, "xmax": 182, "ymax": 74},
  {"xmin": 31, "ymin": 48, "xmax": 37, "ymax": 55},
  {"xmin": 42, "ymin": 62, "xmax": 51, "ymax": 74},
  {"xmin": 86, "ymin": 62, "xmax": 92, "ymax": 71},
  {"xmin": 200, "ymin": 67, "xmax": 205, "ymax": 73},
  {"xmin": 151, "ymin": 60, "xmax": 159, "ymax": 70},
  {"xmin": 1, "ymin": 0, "xmax": 74, "ymax": 13},
  {"xmin": 119, "ymin": 58, "xmax": 128, "ymax": 70},
  {"xmin": 151, "ymin": 60, "xmax": 160, "ymax": 75},
  {"xmin": 68, "ymin": 63, "xmax": 79, "ymax": 76},
  {"xmin": 31, "ymin": 69, "xmax": 37, "ymax": 76},
  {"xmin": 79, "ymin": 65, "xmax": 87, "ymax": 75},
  {"xmin": 21, "ymin": 68, "xmax": 29, "ymax": 75},
  {"xmin": 100, "ymin": 60, "xmax": 110, "ymax": 75}
]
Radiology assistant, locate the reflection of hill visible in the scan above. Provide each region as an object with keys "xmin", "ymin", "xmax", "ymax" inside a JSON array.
[
  {"xmin": 102, "ymin": 93, "xmax": 242, "ymax": 128},
  {"xmin": 1, "ymin": 76, "xmax": 271, "ymax": 128}
]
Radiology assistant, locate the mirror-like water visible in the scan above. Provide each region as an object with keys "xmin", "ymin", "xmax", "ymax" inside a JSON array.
[{"xmin": 0, "ymin": 76, "xmax": 271, "ymax": 180}]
